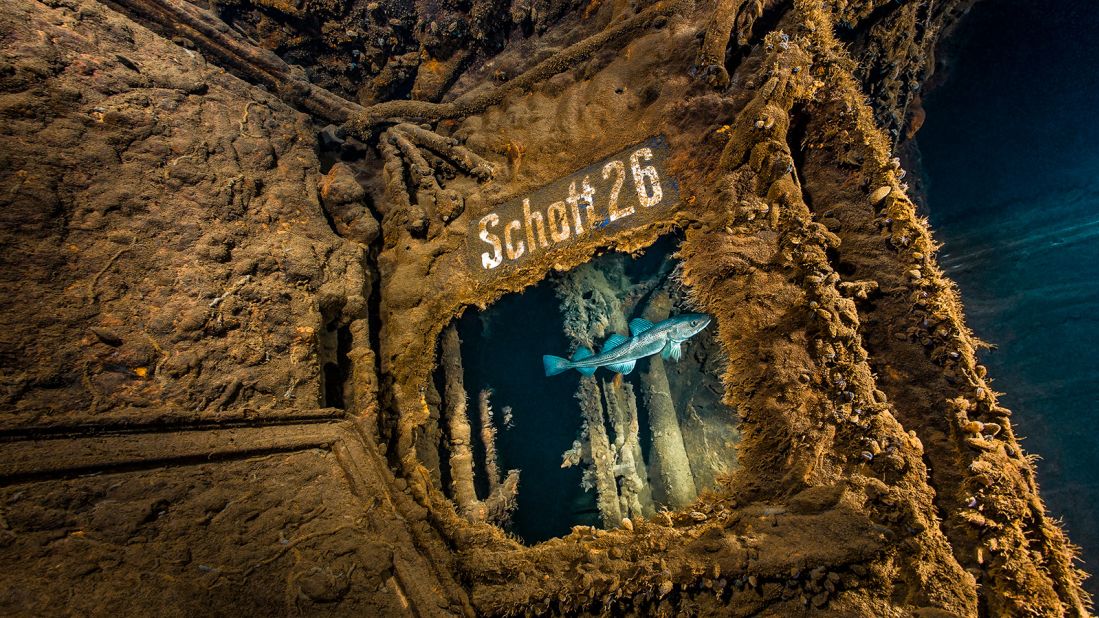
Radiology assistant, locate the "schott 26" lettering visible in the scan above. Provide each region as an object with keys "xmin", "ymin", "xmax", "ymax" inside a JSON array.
[{"xmin": 472, "ymin": 136, "xmax": 679, "ymax": 272}]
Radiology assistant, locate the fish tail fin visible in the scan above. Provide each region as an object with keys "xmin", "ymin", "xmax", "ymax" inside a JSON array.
[
  {"xmin": 543, "ymin": 355, "xmax": 571, "ymax": 377},
  {"xmin": 571, "ymin": 347, "xmax": 597, "ymax": 376}
]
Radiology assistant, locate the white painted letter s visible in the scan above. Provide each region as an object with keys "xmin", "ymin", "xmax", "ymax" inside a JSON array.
[{"xmin": 479, "ymin": 213, "xmax": 503, "ymax": 269}]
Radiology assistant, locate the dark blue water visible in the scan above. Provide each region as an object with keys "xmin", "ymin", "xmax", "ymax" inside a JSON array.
[
  {"xmin": 453, "ymin": 235, "xmax": 731, "ymax": 544},
  {"xmin": 455, "ymin": 241, "xmax": 671, "ymax": 543},
  {"xmin": 919, "ymin": 0, "xmax": 1099, "ymax": 596},
  {"xmin": 457, "ymin": 282, "xmax": 599, "ymax": 543}
]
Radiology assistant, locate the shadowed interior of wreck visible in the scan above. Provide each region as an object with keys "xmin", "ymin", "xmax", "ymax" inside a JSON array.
[
  {"xmin": 455, "ymin": 278, "xmax": 597, "ymax": 543},
  {"xmin": 426, "ymin": 235, "xmax": 740, "ymax": 543}
]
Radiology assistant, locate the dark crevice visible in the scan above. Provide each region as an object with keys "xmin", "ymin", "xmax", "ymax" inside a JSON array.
[
  {"xmin": 0, "ymin": 444, "xmax": 330, "ymax": 486},
  {"xmin": 834, "ymin": 0, "xmax": 901, "ymax": 47},
  {"xmin": 786, "ymin": 106, "xmax": 814, "ymax": 210},
  {"xmin": 335, "ymin": 324, "xmax": 353, "ymax": 408},
  {"xmin": 363, "ymin": 253, "xmax": 390, "ymax": 462},
  {"xmin": 715, "ymin": 0, "xmax": 793, "ymax": 88},
  {"xmin": 322, "ymin": 324, "xmax": 353, "ymax": 410},
  {"xmin": 319, "ymin": 321, "xmax": 342, "ymax": 409},
  {"xmin": 835, "ymin": 260, "xmax": 858, "ymax": 277},
  {"xmin": 432, "ymin": 362, "xmax": 453, "ymax": 497}
]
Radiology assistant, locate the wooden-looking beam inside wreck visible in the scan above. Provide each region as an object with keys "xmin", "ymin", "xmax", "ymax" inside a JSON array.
[
  {"xmin": 440, "ymin": 323, "xmax": 479, "ymax": 515},
  {"xmin": 642, "ymin": 289, "xmax": 699, "ymax": 508},
  {"xmin": 603, "ymin": 378, "xmax": 654, "ymax": 518},
  {"xmin": 577, "ymin": 376, "xmax": 624, "ymax": 528}
]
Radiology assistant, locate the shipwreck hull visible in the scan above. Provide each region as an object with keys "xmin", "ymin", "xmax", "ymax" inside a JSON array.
[{"xmin": 0, "ymin": 0, "xmax": 1090, "ymax": 615}]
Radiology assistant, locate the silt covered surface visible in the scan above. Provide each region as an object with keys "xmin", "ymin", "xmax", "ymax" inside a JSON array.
[{"xmin": 0, "ymin": 0, "xmax": 1091, "ymax": 615}]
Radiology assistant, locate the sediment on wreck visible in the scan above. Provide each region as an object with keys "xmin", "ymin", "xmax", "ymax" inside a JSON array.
[
  {"xmin": 0, "ymin": 0, "xmax": 1092, "ymax": 613},
  {"xmin": 791, "ymin": 30, "xmax": 1093, "ymax": 611},
  {"xmin": 440, "ymin": 324, "xmax": 479, "ymax": 514},
  {"xmin": 478, "ymin": 389, "xmax": 501, "ymax": 494},
  {"xmin": 669, "ymin": 17, "xmax": 980, "ymax": 613},
  {"xmin": 640, "ymin": 289, "xmax": 699, "ymax": 508},
  {"xmin": 0, "ymin": 0, "xmax": 478, "ymax": 613}
]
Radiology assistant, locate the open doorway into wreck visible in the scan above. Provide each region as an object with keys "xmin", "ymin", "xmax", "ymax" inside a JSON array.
[{"xmin": 426, "ymin": 234, "xmax": 740, "ymax": 544}]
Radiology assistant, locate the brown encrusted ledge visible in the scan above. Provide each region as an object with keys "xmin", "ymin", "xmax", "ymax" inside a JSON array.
[
  {"xmin": 791, "ymin": 21, "xmax": 1092, "ymax": 612},
  {"xmin": 340, "ymin": 0, "xmax": 689, "ymax": 137},
  {"xmin": 101, "ymin": 0, "xmax": 363, "ymax": 123}
]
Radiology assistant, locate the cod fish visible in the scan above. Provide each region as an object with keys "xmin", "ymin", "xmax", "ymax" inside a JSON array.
[{"xmin": 543, "ymin": 313, "xmax": 712, "ymax": 377}]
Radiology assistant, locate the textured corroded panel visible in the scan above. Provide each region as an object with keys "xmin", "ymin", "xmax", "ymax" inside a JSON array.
[
  {"xmin": 0, "ymin": 443, "xmax": 430, "ymax": 616},
  {"xmin": 0, "ymin": 0, "xmax": 366, "ymax": 428}
]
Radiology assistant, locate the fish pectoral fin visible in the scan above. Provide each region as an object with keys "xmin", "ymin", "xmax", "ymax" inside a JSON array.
[
  {"xmin": 602, "ymin": 334, "xmax": 628, "ymax": 353},
  {"xmin": 628, "ymin": 318, "xmax": 654, "ymax": 336},
  {"xmin": 661, "ymin": 341, "xmax": 682, "ymax": 362},
  {"xmin": 606, "ymin": 360, "xmax": 636, "ymax": 375}
]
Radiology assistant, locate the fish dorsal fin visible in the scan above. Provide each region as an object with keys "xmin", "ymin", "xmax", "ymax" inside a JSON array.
[
  {"xmin": 571, "ymin": 347, "xmax": 594, "ymax": 362},
  {"xmin": 602, "ymin": 333, "xmax": 628, "ymax": 353},
  {"xmin": 661, "ymin": 341, "xmax": 682, "ymax": 362},
  {"xmin": 629, "ymin": 318, "xmax": 654, "ymax": 336},
  {"xmin": 606, "ymin": 360, "xmax": 636, "ymax": 375}
]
